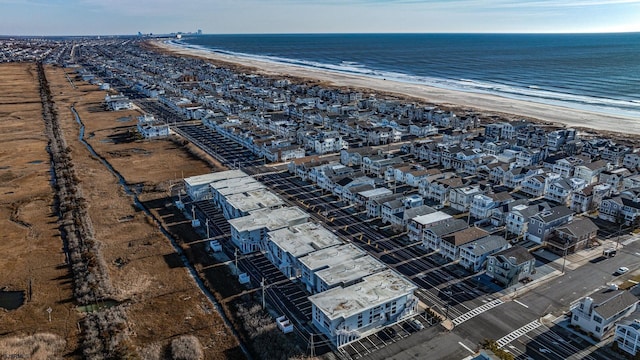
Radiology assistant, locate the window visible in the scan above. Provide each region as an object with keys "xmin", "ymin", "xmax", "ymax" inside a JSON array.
[
  {"xmin": 595, "ymin": 326, "xmax": 601, "ymax": 333},
  {"xmin": 573, "ymin": 315, "xmax": 578, "ymax": 321},
  {"xmin": 594, "ymin": 316, "xmax": 602, "ymax": 324}
]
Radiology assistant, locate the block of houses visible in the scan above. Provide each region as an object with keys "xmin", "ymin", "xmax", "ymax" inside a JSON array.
[
  {"xmin": 470, "ymin": 191, "xmax": 514, "ymax": 220},
  {"xmin": 440, "ymin": 227, "xmax": 491, "ymax": 261},
  {"xmin": 571, "ymin": 183, "xmax": 610, "ymax": 214},
  {"xmin": 545, "ymin": 217, "xmax": 599, "ymax": 255},
  {"xmin": 526, "ymin": 205, "xmax": 574, "ymax": 244},
  {"xmin": 367, "ymin": 193, "xmax": 403, "ymax": 218},
  {"xmin": 309, "ymin": 270, "xmax": 418, "ymax": 347},
  {"xmin": 220, "ymin": 188, "xmax": 284, "ymax": 220},
  {"xmin": 422, "ymin": 219, "xmax": 469, "ymax": 252},
  {"xmin": 229, "ymin": 206, "xmax": 310, "ymax": 254},
  {"xmin": 614, "ymin": 318, "xmax": 640, "ymax": 357},
  {"xmin": 505, "ymin": 203, "xmax": 551, "ymax": 238},
  {"xmin": 183, "ymin": 170, "xmax": 249, "ymax": 201},
  {"xmin": 449, "ymin": 185, "xmax": 483, "ymax": 212},
  {"xmin": 573, "ymin": 159, "xmax": 609, "ymax": 185},
  {"xmin": 458, "ymin": 235, "xmax": 509, "ymax": 272},
  {"xmin": 408, "ymin": 211, "xmax": 454, "ymax": 243},
  {"xmin": 298, "ymin": 244, "xmax": 365, "ymax": 293},
  {"xmin": 264, "ymin": 222, "xmax": 343, "ymax": 279},
  {"xmin": 570, "ymin": 288, "xmax": 639, "ymax": 340},
  {"xmin": 599, "ymin": 188, "xmax": 640, "ymax": 226},
  {"xmin": 486, "ymin": 246, "xmax": 536, "ymax": 287}
]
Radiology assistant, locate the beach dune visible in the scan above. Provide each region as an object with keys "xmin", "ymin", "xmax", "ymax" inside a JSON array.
[{"xmin": 153, "ymin": 40, "xmax": 640, "ymax": 137}]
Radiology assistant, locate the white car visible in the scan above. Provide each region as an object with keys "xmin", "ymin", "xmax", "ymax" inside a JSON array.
[{"xmin": 616, "ymin": 267, "xmax": 630, "ymax": 275}]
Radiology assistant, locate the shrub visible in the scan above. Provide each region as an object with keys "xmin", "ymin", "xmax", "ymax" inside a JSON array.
[{"xmin": 170, "ymin": 335, "xmax": 204, "ymax": 360}]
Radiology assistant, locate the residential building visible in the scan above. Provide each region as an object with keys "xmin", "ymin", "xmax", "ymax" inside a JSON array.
[
  {"xmin": 408, "ymin": 211, "xmax": 454, "ymax": 243},
  {"xmin": 614, "ymin": 318, "xmax": 640, "ymax": 357},
  {"xmin": 264, "ymin": 222, "xmax": 343, "ymax": 279},
  {"xmin": 298, "ymin": 244, "xmax": 366, "ymax": 293},
  {"xmin": 458, "ymin": 235, "xmax": 509, "ymax": 272},
  {"xmin": 220, "ymin": 188, "xmax": 284, "ymax": 220},
  {"xmin": 228, "ymin": 206, "xmax": 310, "ymax": 254},
  {"xmin": 423, "ymin": 219, "xmax": 469, "ymax": 252},
  {"xmin": 183, "ymin": 170, "xmax": 248, "ymax": 201},
  {"xmin": 570, "ymin": 289, "xmax": 639, "ymax": 340},
  {"xmin": 440, "ymin": 227, "xmax": 490, "ymax": 261},
  {"xmin": 526, "ymin": 205, "xmax": 574, "ymax": 244},
  {"xmin": 309, "ymin": 270, "xmax": 418, "ymax": 347},
  {"xmin": 546, "ymin": 217, "xmax": 599, "ymax": 255},
  {"xmin": 486, "ymin": 246, "xmax": 536, "ymax": 287},
  {"xmin": 573, "ymin": 159, "xmax": 609, "ymax": 185}
]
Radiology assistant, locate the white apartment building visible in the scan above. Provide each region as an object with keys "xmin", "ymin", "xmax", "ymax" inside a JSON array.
[
  {"xmin": 265, "ymin": 222, "xmax": 343, "ymax": 279},
  {"xmin": 309, "ymin": 270, "xmax": 418, "ymax": 347},
  {"xmin": 228, "ymin": 207, "xmax": 310, "ymax": 254}
]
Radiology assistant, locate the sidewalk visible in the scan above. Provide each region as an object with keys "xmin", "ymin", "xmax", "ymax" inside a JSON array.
[
  {"xmin": 533, "ymin": 239, "xmax": 620, "ymax": 271},
  {"xmin": 541, "ymin": 313, "xmax": 619, "ymax": 360}
]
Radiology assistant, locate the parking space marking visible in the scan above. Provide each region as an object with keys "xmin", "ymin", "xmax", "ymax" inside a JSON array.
[
  {"xmin": 458, "ymin": 341, "xmax": 475, "ymax": 354},
  {"xmin": 514, "ymin": 299, "xmax": 529, "ymax": 308}
]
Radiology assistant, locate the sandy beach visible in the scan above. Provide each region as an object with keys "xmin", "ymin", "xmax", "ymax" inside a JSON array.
[{"xmin": 153, "ymin": 40, "xmax": 640, "ymax": 137}]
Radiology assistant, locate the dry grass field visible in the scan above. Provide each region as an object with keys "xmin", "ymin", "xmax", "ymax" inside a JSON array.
[
  {"xmin": 0, "ymin": 62, "xmax": 243, "ymax": 359},
  {"xmin": 0, "ymin": 63, "xmax": 80, "ymax": 359}
]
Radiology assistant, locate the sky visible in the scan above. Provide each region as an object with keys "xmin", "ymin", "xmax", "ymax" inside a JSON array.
[{"xmin": 1, "ymin": 0, "xmax": 639, "ymax": 36}]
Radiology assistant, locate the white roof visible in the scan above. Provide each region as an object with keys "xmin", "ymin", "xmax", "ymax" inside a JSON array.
[
  {"xmin": 267, "ymin": 222, "xmax": 342, "ymax": 258},
  {"xmin": 225, "ymin": 189, "xmax": 284, "ymax": 213},
  {"xmin": 412, "ymin": 211, "xmax": 452, "ymax": 225},
  {"xmin": 309, "ymin": 270, "xmax": 417, "ymax": 321},
  {"xmin": 228, "ymin": 206, "xmax": 310, "ymax": 233},
  {"xmin": 184, "ymin": 170, "xmax": 248, "ymax": 188},
  {"xmin": 214, "ymin": 178, "xmax": 265, "ymax": 196},
  {"xmin": 298, "ymin": 243, "xmax": 365, "ymax": 272},
  {"xmin": 358, "ymin": 187, "xmax": 393, "ymax": 199},
  {"xmin": 315, "ymin": 254, "xmax": 386, "ymax": 289}
]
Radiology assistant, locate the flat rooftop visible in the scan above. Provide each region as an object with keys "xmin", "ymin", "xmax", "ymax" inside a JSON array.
[
  {"xmin": 228, "ymin": 206, "xmax": 310, "ymax": 233},
  {"xmin": 298, "ymin": 243, "xmax": 365, "ymax": 272},
  {"xmin": 315, "ymin": 254, "xmax": 386, "ymax": 289},
  {"xmin": 358, "ymin": 187, "xmax": 393, "ymax": 198},
  {"xmin": 183, "ymin": 170, "xmax": 249, "ymax": 188},
  {"xmin": 309, "ymin": 269, "xmax": 417, "ymax": 321},
  {"xmin": 267, "ymin": 222, "xmax": 343, "ymax": 258},
  {"xmin": 214, "ymin": 178, "xmax": 265, "ymax": 197},
  {"xmin": 225, "ymin": 189, "xmax": 284, "ymax": 213},
  {"xmin": 412, "ymin": 211, "xmax": 452, "ymax": 225}
]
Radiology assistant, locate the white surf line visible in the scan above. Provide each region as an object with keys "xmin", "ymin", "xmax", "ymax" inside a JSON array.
[
  {"xmin": 458, "ymin": 341, "xmax": 475, "ymax": 354},
  {"xmin": 514, "ymin": 299, "xmax": 529, "ymax": 308}
]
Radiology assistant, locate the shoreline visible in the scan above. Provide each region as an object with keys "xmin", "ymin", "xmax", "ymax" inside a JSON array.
[{"xmin": 151, "ymin": 40, "xmax": 640, "ymax": 137}]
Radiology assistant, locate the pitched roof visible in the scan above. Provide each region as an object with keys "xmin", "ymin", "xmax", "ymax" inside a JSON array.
[
  {"xmin": 555, "ymin": 217, "xmax": 599, "ymax": 238},
  {"xmin": 442, "ymin": 227, "xmax": 490, "ymax": 246},
  {"xmin": 461, "ymin": 235, "xmax": 508, "ymax": 256},
  {"xmin": 532, "ymin": 205, "xmax": 573, "ymax": 223},
  {"xmin": 425, "ymin": 219, "xmax": 469, "ymax": 237},
  {"xmin": 492, "ymin": 245, "xmax": 534, "ymax": 265},
  {"xmin": 588, "ymin": 289, "xmax": 639, "ymax": 320}
]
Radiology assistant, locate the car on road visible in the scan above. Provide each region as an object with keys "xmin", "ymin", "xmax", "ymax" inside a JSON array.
[
  {"xmin": 616, "ymin": 266, "xmax": 630, "ymax": 275},
  {"xmin": 603, "ymin": 248, "xmax": 617, "ymax": 257}
]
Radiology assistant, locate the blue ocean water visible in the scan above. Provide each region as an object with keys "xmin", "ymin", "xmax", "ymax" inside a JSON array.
[{"xmin": 178, "ymin": 33, "xmax": 640, "ymax": 118}]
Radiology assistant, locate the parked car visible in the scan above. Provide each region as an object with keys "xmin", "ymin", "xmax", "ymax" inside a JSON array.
[
  {"xmin": 409, "ymin": 318, "xmax": 425, "ymax": 331},
  {"xmin": 615, "ymin": 266, "xmax": 629, "ymax": 275},
  {"xmin": 603, "ymin": 248, "xmax": 617, "ymax": 257}
]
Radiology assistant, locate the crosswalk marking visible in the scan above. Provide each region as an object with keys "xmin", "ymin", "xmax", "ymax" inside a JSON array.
[
  {"xmin": 451, "ymin": 299, "xmax": 504, "ymax": 326},
  {"xmin": 496, "ymin": 320, "xmax": 542, "ymax": 348}
]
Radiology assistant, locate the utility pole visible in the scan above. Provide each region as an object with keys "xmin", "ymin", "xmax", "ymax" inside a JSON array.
[
  {"xmin": 309, "ymin": 334, "xmax": 315, "ymax": 357},
  {"xmin": 205, "ymin": 218, "xmax": 210, "ymax": 239},
  {"xmin": 561, "ymin": 242, "xmax": 568, "ymax": 274},
  {"xmin": 234, "ymin": 248, "xmax": 239, "ymax": 275},
  {"xmin": 261, "ymin": 277, "xmax": 266, "ymax": 308}
]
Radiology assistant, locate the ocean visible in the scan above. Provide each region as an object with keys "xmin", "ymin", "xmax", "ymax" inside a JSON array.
[{"xmin": 178, "ymin": 33, "xmax": 640, "ymax": 118}]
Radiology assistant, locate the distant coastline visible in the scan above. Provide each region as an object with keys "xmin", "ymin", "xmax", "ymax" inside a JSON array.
[{"xmin": 152, "ymin": 39, "xmax": 640, "ymax": 137}]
